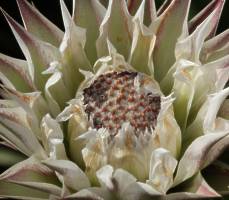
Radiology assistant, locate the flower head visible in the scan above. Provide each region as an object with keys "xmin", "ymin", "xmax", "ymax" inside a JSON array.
[
  {"xmin": 0, "ymin": 0, "xmax": 228, "ymax": 199},
  {"xmin": 64, "ymin": 56, "xmax": 181, "ymax": 183}
]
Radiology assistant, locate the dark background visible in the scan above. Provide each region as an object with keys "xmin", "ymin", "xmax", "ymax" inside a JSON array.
[{"xmin": 0, "ymin": 0, "xmax": 228, "ymax": 59}]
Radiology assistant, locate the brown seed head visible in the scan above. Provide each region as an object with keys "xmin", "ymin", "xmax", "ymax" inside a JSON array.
[{"xmin": 83, "ymin": 71, "xmax": 161, "ymax": 136}]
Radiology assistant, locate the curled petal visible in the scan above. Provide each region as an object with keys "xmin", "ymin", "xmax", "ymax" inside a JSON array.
[
  {"xmin": 81, "ymin": 124, "xmax": 150, "ymax": 182},
  {"xmin": 41, "ymin": 114, "xmax": 67, "ymax": 160},
  {"xmin": 160, "ymin": 59, "xmax": 198, "ymax": 95},
  {"xmin": 96, "ymin": 165, "xmax": 161, "ymax": 200},
  {"xmin": 96, "ymin": 165, "xmax": 114, "ymax": 190},
  {"xmin": 147, "ymin": 148, "xmax": 177, "ymax": 194},
  {"xmin": 81, "ymin": 128, "xmax": 110, "ymax": 183},
  {"xmin": 56, "ymin": 99, "xmax": 85, "ymax": 122},
  {"xmin": 44, "ymin": 72, "xmax": 71, "ymax": 117},
  {"xmin": 155, "ymin": 95, "xmax": 182, "ymax": 158},
  {"xmin": 172, "ymin": 57, "xmax": 228, "ymax": 132},
  {"xmin": 94, "ymin": 42, "xmax": 133, "ymax": 76},
  {"xmin": 204, "ymin": 90, "xmax": 229, "ymax": 131}
]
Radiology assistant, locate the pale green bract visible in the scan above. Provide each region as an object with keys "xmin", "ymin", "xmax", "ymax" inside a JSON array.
[{"xmin": 0, "ymin": 0, "xmax": 228, "ymax": 199}]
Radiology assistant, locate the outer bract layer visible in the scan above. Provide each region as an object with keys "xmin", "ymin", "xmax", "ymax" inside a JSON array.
[{"xmin": 0, "ymin": 0, "xmax": 228, "ymax": 200}]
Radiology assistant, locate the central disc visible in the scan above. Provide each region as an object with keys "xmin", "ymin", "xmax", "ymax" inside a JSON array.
[{"xmin": 83, "ymin": 71, "xmax": 161, "ymax": 136}]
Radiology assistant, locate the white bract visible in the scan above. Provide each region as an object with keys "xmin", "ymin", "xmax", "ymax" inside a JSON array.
[{"xmin": 0, "ymin": 0, "xmax": 228, "ymax": 199}]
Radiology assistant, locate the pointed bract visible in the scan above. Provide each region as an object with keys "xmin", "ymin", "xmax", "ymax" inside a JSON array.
[
  {"xmin": 189, "ymin": 0, "xmax": 225, "ymax": 39},
  {"xmin": 73, "ymin": 0, "xmax": 106, "ymax": 64},
  {"xmin": 153, "ymin": 0, "xmax": 191, "ymax": 82},
  {"xmin": 1, "ymin": 9, "xmax": 60, "ymax": 91},
  {"xmin": 16, "ymin": 0, "xmax": 64, "ymax": 46},
  {"xmin": 96, "ymin": 0, "xmax": 133, "ymax": 59},
  {"xmin": 0, "ymin": 53, "xmax": 35, "ymax": 92},
  {"xmin": 201, "ymin": 29, "xmax": 229, "ymax": 63}
]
